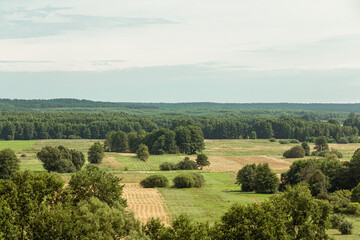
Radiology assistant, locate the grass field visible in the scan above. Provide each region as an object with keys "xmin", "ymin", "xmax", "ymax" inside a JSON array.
[{"xmin": 3, "ymin": 138, "xmax": 360, "ymax": 238}]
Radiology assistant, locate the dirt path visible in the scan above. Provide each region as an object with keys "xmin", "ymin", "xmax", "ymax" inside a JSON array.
[{"xmin": 122, "ymin": 183, "xmax": 171, "ymax": 225}]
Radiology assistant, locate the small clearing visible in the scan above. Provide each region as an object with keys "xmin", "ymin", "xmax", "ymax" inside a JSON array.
[{"xmin": 123, "ymin": 183, "xmax": 171, "ymax": 225}]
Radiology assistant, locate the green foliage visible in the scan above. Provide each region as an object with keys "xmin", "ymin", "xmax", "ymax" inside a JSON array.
[
  {"xmin": 351, "ymin": 182, "xmax": 360, "ymax": 202},
  {"xmin": 173, "ymin": 173, "xmax": 205, "ymax": 188},
  {"xmin": 301, "ymin": 141, "xmax": 310, "ymax": 156},
  {"xmin": 196, "ymin": 153, "xmax": 210, "ymax": 170},
  {"xmin": 308, "ymin": 170, "xmax": 328, "ymax": 196},
  {"xmin": 159, "ymin": 162, "xmax": 178, "ymax": 171},
  {"xmin": 290, "ymin": 139, "xmax": 299, "ymax": 143},
  {"xmin": 0, "ymin": 148, "xmax": 20, "ymax": 179},
  {"xmin": 177, "ymin": 157, "xmax": 197, "ymax": 170},
  {"xmin": 337, "ymin": 137, "xmax": 349, "ymax": 144},
  {"xmin": 140, "ymin": 175, "xmax": 169, "ymax": 188},
  {"xmin": 136, "ymin": 144, "xmax": 149, "ymax": 162},
  {"xmin": 105, "ymin": 130, "xmax": 129, "ymax": 152},
  {"xmin": 217, "ymin": 185, "xmax": 332, "ymax": 240},
  {"xmin": 236, "ymin": 164, "xmax": 256, "ymax": 192},
  {"xmin": 330, "ymin": 214, "xmax": 345, "ymax": 229},
  {"xmin": 88, "ymin": 142, "xmax": 105, "ymax": 164},
  {"xmin": 338, "ymin": 220, "xmax": 353, "ymax": 235},
  {"xmin": 315, "ymin": 136, "xmax": 329, "ymax": 151},
  {"xmin": 283, "ymin": 145, "xmax": 305, "ymax": 158},
  {"xmin": 249, "ymin": 131, "xmax": 257, "ymax": 139},
  {"xmin": 37, "ymin": 145, "xmax": 85, "ymax": 173},
  {"xmin": 69, "ymin": 165, "xmax": 127, "ymax": 207},
  {"xmin": 269, "ymin": 138, "xmax": 276, "ymax": 142},
  {"xmin": 251, "ymin": 163, "xmax": 279, "ymax": 194},
  {"xmin": 279, "ymin": 140, "xmax": 290, "ymax": 144}
]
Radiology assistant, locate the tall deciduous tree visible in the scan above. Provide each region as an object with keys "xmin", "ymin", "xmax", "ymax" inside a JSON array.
[{"xmin": 136, "ymin": 144, "xmax": 149, "ymax": 162}]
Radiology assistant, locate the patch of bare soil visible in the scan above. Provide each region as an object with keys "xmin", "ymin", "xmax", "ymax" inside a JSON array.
[
  {"xmin": 202, "ymin": 156, "xmax": 290, "ymax": 172},
  {"xmin": 118, "ymin": 153, "xmax": 137, "ymax": 156},
  {"xmin": 122, "ymin": 183, "xmax": 171, "ymax": 225}
]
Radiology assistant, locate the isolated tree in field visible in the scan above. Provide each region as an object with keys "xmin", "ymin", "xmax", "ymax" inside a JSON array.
[
  {"xmin": 88, "ymin": 142, "xmax": 104, "ymax": 164},
  {"xmin": 196, "ymin": 153, "xmax": 210, "ymax": 170},
  {"xmin": 315, "ymin": 136, "xmax": 329, "ymax": 151},
  {"xmin": 302, "ymin": 141, "xmax": 310, "ymax": 156},
  {"xmin": 236, "ymin": 164, "xmax": 256, "ymax": 192},
  {"xmin": 136, "ymin": 144, "xmax": 149, "ymax": 161},
  {"xmin": 251, "ymin": 163, "xmax": 279, "ymax": 194},
  {"xmin": 0, "ymin": 149, "xmax": 19, "ymax": 179}
]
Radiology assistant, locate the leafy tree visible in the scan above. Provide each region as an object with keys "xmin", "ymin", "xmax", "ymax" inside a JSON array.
[
  {"xmin": 301, "ymin": 141, "xmax": 310, "ymax": 156},
  {"xmin": 175, "ymin": 126, "xmax": 192, "ymax": 154},
  {"xmin": 136, "ymin": 144, "xmax": 149, "ymax": 162},
  {"xmin": 236, "ymin": 164, "xmax": 256, "ymax": 192},
  {"xmin": 187, "ymin": 125, "xmax": 205, "ymax": 154},
  {"xmin": 351, "ymin": 183, "xmax": 360, "ymax": 202},
  {"xmin": 349, "ymin": 148, "xmax": 360, "ymax": 188},
  {"xmin": 196, "ymin": 153, "xmax": 210, "ymax": 170},
  {"xmin": 88, "ymin": 142, "xmax": 105, "ymax": 164},
  {"xmin": 251, "ymin": 163, "xmax": 279, "ymax": 194},
  {"xmin": 315, "ymin": 136, "xmax": 329, "ymax": 151},
  {"xmin": 308, "ymin": 170, "xmax": 328, "ymax": 196},
  {"xmin": 249, "ymin": 131, "xmax": 257, "ymax": 139},
  {"xmin": 0, "ymin": 149, "xmax": 20, "ymax": 179},
  {"xmin": 69, "ymin": 165, "xmax": 127, "ymax": 207},
  {"xmin": 283, "ymin": 145, "xmax": 305, "ymax": 158},
  {"xmin": 140, "ymin": 174, "xmax": 169, "ymax": 188},
  {"xmin": 37, "ymin": 145, "xmax": 84, "ymax": 173}
]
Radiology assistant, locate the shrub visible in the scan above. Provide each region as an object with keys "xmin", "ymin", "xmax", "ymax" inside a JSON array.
[
  {"xmin": 159, "ymin": 162, "xmax": 178, "ymax": 171},
  {"xmin": 140, "ymin": 175, "xmax": 169, "ymax": 188},
  {"xmin": 337, "ymin": 137, "xmax": 349, "ymax": 144},
  {"xmin": 53, "ymin": 159, "xmax": 76, "ymax": 173},
  {"xmin": 290, "ymin": 139, "xmax": 299, "ymax": 143},
  {"xmin": 331, "ymin": 149, "xmax": 343, "ymax": 158},
  {"xmin": 351, "ymin": 183, "xmax": 360, "ymax": 202},
  {"xmin": 191, "ymin": 173, "xmax": 205, "ymax": 188},
  {"xmin": 173, "ymin": 174, "xmax": 195, "ymax": 188},
  {"xmin": 348, "ymin": 136, "xmax": 359, "ymax": 143},
  {"xmin": 269, "ymin": 138, "xmax": 276, "ymax": 142},
  {"xmin": 249, "ymin": 131, "xmax": 257, "ymax": 139},
  {"xmin": 344, "ymin": 202, "xmax": 360, "ymax": 215},
  {"xmin": 177, "ymin": 157, "xmax": 197, "ymax": 170},
  {"xmin": 173, "ymin": 173, "xmax": 206, "ymax": 188},
  {"xmin": 279, "ymin": 140, "xmax": 290, "ymax": 144},
  {"xmin": 236, "ymin": 164, "xmax": 256, "ymax": 192},
  {"xmin": 21, "ymin": 154, "xmax": 27, "ymax": 157},
  {"xmin": 283, "ymin": 146, "xmax": 305, "ymax": 158},
  {"xmin": 330, "ymin": 214, "xmax": 345, "ymax": 229},
  {"xmin": 0, "ymin": 149, "xmax": 20, "ymax": 179},
  {"xmin": 339, "ymin": 220, "xmax": 353, "ymax": 235},
  {"xmin": 317, "ymin": 151, "xmax": 330, "ymax": 157}
]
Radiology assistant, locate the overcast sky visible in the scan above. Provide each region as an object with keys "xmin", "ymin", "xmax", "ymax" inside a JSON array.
[{"xmin": 0, "ymin": 0, "xmax": 359, "ymax": 102}]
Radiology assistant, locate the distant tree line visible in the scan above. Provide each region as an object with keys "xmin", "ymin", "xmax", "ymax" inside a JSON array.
[{"xmin": 0, "ymin": 112, "xmax": 358, "ymax": 141}]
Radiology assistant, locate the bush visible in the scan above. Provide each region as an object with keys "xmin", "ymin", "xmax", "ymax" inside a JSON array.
[
  {"xmin": 279, "ymin": 140, "xmax": 290, "ymax": 144},
  {"xmin": 317, "ymin": 151, "xmax": 330, "ymax": 157},
  {"xmin": 173, "ymin": 174, "xmax": 195, "ymax": 188},
  {"xmin": 173, "ymin": 173, "xmax": 206, "ymax": 188},
  {"xmin": 191, "ymin": 173, "xmax": 205, "ymax": 188},
  {"xmin": 269, "ymin": 138, "xmax": 276, "ymax": 142},
  {"xmin": 331, "ymin": 149, "xmax": 343, "ymax": 158},
  {"xmin": 330, "ymin": 214, "xmax": 345, "ymax": 229},
  {"xmin": 159, "ymin": 162, "xmax": 178, "ymax": 171},
  {"xmin": 351, "ymin": 183, "xmax": 360, "ymax": 202},
  {"xmin": 136, "ymin": 144, "xmax": 149, "ymax": 162},
  {"xmin": 140, "ymin": 175, "xmax": 169, "ymax": 188},
  {"xmin": 177, "ymin": 157, "xmax": 197, "ymax": 170},
  {"xmin": 88, "ymin": 142, "xmax": 105, "ymax": 164},
  {"xmin": 21, "ymin": 154, "xmax": 27, "ymax": 157},
  {"xmin": 301, "ymin": 142, "xmax": 310, "ymax": 156},
  {"xmin": 283, "ymin": 146, "xmax": 305, "ymax": 158},
  {"xmin": 337, "ymin": 137, "xmax": 349, "ymax": 144},
  {"xmin": 53, "ymin": 159, "xmax": 76, "ymax": 173},
  {"xmin": 339, "ymin": 220, "xmax": 353, "ymax": 235},
  {"xmin": 290, "ymin": 139, "xmax": 299, "ymax": 143},
  {"xmin": 348, "ymin": 136, "xmax": 359, "ymax": 143}
]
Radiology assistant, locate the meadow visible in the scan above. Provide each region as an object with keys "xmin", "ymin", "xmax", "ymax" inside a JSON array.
[{"xmin": 2, "ymin": 138, "xmax": 360, "ymax": 238}]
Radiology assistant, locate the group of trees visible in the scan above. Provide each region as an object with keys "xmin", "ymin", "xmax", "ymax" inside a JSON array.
[
  {"xmin": 160, "ymin": 155, "xmax": 210, "ymax": 171},
  {"xmin": 0, "ymin": 166, "xmax": 146, "ymax": 239},
  {"xmin": 236, "ymin": 163, "xmax": 279, "ymax": 194},
  {"xmin": 0, "ymin": 112, "xmax": 358, "ymax": 142},
  {"xmin": 104, "ymin": 126, "xmax": 204, "ymax": 155},
  {"xmin": 37, "ymin": 145, "xmax": 85, "ymax": 173}
]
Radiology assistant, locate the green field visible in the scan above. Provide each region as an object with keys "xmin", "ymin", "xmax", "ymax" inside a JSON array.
[{"xmin": 3, "ymin": 138, "xmax": 360, "ymax": 238}]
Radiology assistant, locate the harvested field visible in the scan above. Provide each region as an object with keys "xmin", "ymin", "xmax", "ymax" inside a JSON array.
[
  {"xmin": 201, "ymin": 155, "xmax": 291, "ymax": 172},
  {"xmin": 101, "ymin": 156, "xmax": 122, "ymax": 170},
  {"xmin": 123, "ymin": 183, "xmax": 171, "ymax": 224}
]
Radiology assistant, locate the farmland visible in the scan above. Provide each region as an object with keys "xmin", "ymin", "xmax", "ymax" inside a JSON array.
[{"xmin": 2, "ymin": 138, "xmax": 360, "ymax": 238}]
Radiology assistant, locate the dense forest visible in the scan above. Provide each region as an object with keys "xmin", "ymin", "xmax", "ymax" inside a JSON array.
[{"xmin": 0, "ymin": 111, "xmax": 359, "ymax": 142}]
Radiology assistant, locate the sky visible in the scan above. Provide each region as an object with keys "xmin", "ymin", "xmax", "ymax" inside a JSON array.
[{"xmin": 0, "ymin": 0, "xmax": 359, "ymax": 102}]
